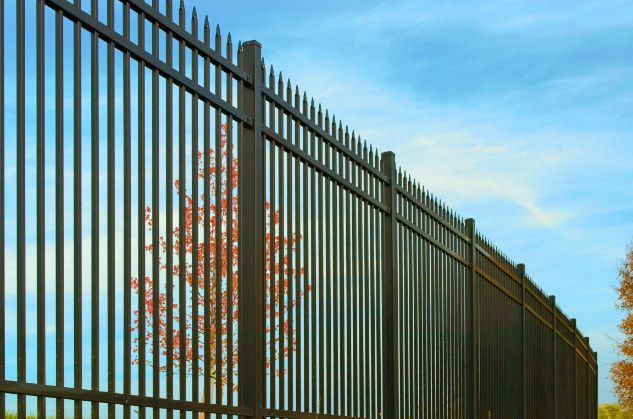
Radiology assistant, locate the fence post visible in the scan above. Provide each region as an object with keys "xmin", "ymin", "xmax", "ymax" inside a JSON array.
[
  {"xmin": 594, "ymin": 350, "xmax": 598, "ymax": 417},
  {"xmin": 518, "ymin": 263, "xmax": 526, "ymax": 419},
  {"xmin": 465, "ymin": 218, "xmax": 479, "ymax": 419},
  {"xmin": 381, "ymin": 151, "xmax": 399, "ymax": 419},
  {"xmin": 585, "ymin": 337, "xmax": 591, "ymax": 417},
  {"xmin": 550, "ymin": 295, "xmax": 557, "ymax": 419},
  {"xmin": 238, "ymin": 40, "xmax": 265, "ymax": 419},
  {"xmin": 571, "ymin": 318, "xmax": 577, "ymax": 419}
]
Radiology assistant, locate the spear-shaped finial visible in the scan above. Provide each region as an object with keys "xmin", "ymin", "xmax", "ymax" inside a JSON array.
[
  {"xmin": 204, "ymin": 17, "xmax": 210, "ymax": 45},
  {"xmin": 278, "ymin": 71, "xmax": 283, "ymax": 94},
  {"xmin": 191, "ymin": 8, "xmax": 198, "ymax": 37},
  {"xmin": 178, "ymin": 0, "xmax": 185, "ymax": 26}
]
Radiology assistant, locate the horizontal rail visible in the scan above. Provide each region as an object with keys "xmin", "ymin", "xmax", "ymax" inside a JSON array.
[
  {"xmin": 395, "ymin": 184, "xmax": 470, "ymax": 242},
  {"xmin": 46, "ymin": 0, "xmax": 251, "ymax": 126},
  {"xmin": 125, "ymin": 0, "xmax": 252, "ymax": 84},
  {"xmin": 476, "ymin": 266, "xmax": 521, "ymax": 306},
  {"xmin": 0, "ymin": 380, "xmax": 254, "ymax": 416},
  {"xmin": 262, "ymin": 86, "xmax": 388, "ymax": 183},
  {"xmin": 476, "ymin": 243, "xmax": 519, "ymax": 283},
  {"xmin": 396, "ymin": 213, "xmax": 470, "ymax": 267},
  {"xmin": 263, "ymin": 127, "xmax": 390, "ymax": 213}
]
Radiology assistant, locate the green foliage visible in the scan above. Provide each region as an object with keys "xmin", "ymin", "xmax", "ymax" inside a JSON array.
[{"xmin": 599, "ymin": 403, "xmax": 633, "ymax": 419}]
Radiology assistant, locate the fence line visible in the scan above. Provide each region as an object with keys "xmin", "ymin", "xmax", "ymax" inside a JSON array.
[{"xmin": 0, "ymin": 0, "xmax": 597, "ymax": 417}]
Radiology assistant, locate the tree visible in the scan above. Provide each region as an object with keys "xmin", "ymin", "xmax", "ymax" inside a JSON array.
[
  {"xmin": 599, "ymin": 404, "xmax": 633, "ymax": 419},
  {"xmin": 612, "ymin": 241, "xmax": 633, "ymax": 410},
  {"xmin": 131, "ymin": 124, "xmax": 308, "ymax": 390}
]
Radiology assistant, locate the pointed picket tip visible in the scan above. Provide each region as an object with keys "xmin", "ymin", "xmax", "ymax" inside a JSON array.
[
  {"xmin": 227, "ymin": 32, "xmax": 232, "ymax": 44},
  {"xmin": 179, "ymin": 0, "xmax": 185, "ymax": 11},
  {"xmin": 204, "ymin": 16, "xmax": 210, "ymax": 28},
  {"xmin": 192, "ymin": 7, "xmax": 197, "ymax": 18},
  {"xmin": 295, "ymin": 86, "xmax": 300, "ymax": 96},
  {"xmin": 269, "ymin": 65, "xmax": 275, "ymax": 77}
]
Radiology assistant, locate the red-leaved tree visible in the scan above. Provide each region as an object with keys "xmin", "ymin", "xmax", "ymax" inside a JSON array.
[{"xmin": 131, "ymin": 124, "xmax": 308, "ymax": 391}]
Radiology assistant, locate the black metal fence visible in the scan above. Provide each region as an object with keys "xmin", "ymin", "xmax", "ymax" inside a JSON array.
[{"xmin": 0, "ymin": 0, "xmax": 598, "ymax": 417}]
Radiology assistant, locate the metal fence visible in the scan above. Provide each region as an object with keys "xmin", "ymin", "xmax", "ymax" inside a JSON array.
[{"xmin": 0, "ymin": 0, "xmax": 598, "ymax": 417}]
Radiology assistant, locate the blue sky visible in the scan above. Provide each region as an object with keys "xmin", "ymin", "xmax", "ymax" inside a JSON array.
[
  {"xmin": 194, "ymin": 0, "xmax": 633, "ymax": 403},
  {"xmin": 1, "ymin": 0, "xmax": 632, "ymax": 409}
]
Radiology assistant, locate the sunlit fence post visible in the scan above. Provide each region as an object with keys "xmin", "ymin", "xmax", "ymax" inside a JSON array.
[
  {"xmin": 381, "ymin": 151, "xmax": 398, "ymax": 419},
  {"xmin": 466, "ymin": 218, "xmax": 479, "ymax": 419},
  {"xmin": 238, "ymin": 40, "xmax": 265, "ymax": 419}
]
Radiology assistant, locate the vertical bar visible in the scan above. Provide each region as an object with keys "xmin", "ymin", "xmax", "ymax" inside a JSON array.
[
  {"xmin": 293, "ymin": 87, "xmax": 301, "ymax": 413},
  {"xmin": 238, "ymin": 40, "xmax": 265, "ymax": 419},
  {"xmin": 302, "ymin": 96, "xmax": 309, "ymax": 413},
  {"xmin": 165, "ymin": 3, "xmax": 174, "ymax": 417},
  {"xmin": 285, "ymin": 80, "xmax": 294, "ymax": 414},
  {"xmin": 36, "ymin": 0, "xmax": 46, "ymax": 416},
  {"xmin": 72, "ymin": 1, "xmax": 82, "ymax": 417},
  {"xmin": 137, "ymin": 9, "xmax": 147, "ymax": 418},
  {"xmin": 332, "ymin": 141, "xmax": 339, "ymax": 415},
  {"xmin": 550, "ymin": 295, "xmax": 557, "ymax": 419},
  {"xmin": 267, "ymin": 68, "xmax": 276, "ymax": 409},
  {"xmin": 302, "ymin": 96, "xmax": 309, "ymax": 412},
  {"xmin": 518, "ymin": 263, "xmax": 526, "ymax": 419},
  {"xmin": 324, "ymin": 132, "xmax": 332, "ymax": 416},
  {"xmin": 226, "ymin": 32, "xmax": 235, "ymax": 413},
  {"xmin": 350, "ymin": 141, "xmax": 358, "ymax": 417},
  {"xmin": 375, "ymin": 153, "xmax": 382, "ymax": 418},
  {"xmin": 380, "ymin": 151, "xmax": 398, "ymax": 419},
  {"xmin": 344, "ymin": 138, "xmax": 351, "ymax": 417},
  {"xmin": 137, "ymin": 8, "xmax": 147, "ymax": 418},
  {"xmin": 362, "ymin": 148, "xmax": 370, "ymax": 418},
  {"xmin": 310, "ymin": 105, "xmax": 317, "ymax": 415},
  {"xmin": 203, "ymin": 17, "xmax": 211, "ymax": 417},
  {"xmin": 214, "ymin": 24, "xmax": 223, "ymax": 408},
  {"xmin": 55, "ymin": 8, "xmax": 65, "ymax": 418},
  {"xmin": 278, "ymin": 74, "xmax": 286, "ymax": 412},
  {"xmin": 151, "ymin": 1, "xmax": 160, "ymax": 415},
  {"xmin": 317, "ymin": 115, "xmax": 324, "ymax": 416},
  {"xmin": 465, "ymin": 218, "xmax": 479, "ymax": 419},
  {"xmin": 90, "ymin": 0, "xmax": 100, "ymax": 415},
  {"xmin": 16, "ymin": 0, "xmax": 26, "ymax": 416},
  {"xmin": 122, "ymin": 2, "xmax": 132, "ymax": 418},
  {"xmin": 191, "ymin": 8, "xmax": 200, "ymax": 411},
  {"xmin": 107, "ymin": 0, "xmax": 116, "ymax": 416}
]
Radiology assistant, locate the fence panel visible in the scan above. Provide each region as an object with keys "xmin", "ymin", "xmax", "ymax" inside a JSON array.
[{"xmin": 0, "ymin": 0, "xmax": 598, "ymax": 418}]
